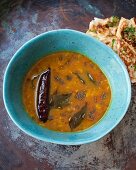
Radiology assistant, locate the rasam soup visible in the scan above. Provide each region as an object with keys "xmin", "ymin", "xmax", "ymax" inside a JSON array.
[{"xmin": 23, "ymin": 51, "xmax": 111, "ymax": 132}]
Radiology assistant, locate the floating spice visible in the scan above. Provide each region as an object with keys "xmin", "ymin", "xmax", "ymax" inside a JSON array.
[
  {"xmin": 66, "ymin": 75, "xmax": 72, "ymax": 81},
  {"xmin": 73, "ymin": 72, "xmax": 85, "ymax": 84},
  {"xmin": 64, "ymin": 59, "xmax": 71, "ymax": 65},
  {"xmin": 75, "ymin": 91, "xmax": 86, "ymax": 100},
  {"xmin": 69, "ymin": 103, "xmax": 87, "ymax": 129},
  {"xmin": 36, "ymin": 68, "xmax": 51, "ymax": 122},
  {"xmin": 88, "ymin": 109, "xmax": 96, "ymax": 120},
  {"xmin": 50, "ymin": 93, "xmax": 72, "ymax": 109},
  {"xmin": 87, "ymin": 72, "xmax": 96, "ymax": 84},
  {"xmin": 101, "ymin": 92, "xmax": 107, "ymax": 100},
  {"xmin": 54, "ymin": 75, "xmax": 64, "ymax": 85},
  {"xmin": 58, "ymin": 56, "xmax": 63, "ymax": 61}
]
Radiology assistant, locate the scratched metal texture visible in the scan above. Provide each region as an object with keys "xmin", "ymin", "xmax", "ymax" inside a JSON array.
[{"xmin": 0, "ymin": 0, "xmax": 136, "ymax": 170}]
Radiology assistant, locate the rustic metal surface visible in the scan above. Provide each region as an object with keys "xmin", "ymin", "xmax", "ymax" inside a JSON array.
[{"xmin": 0, "ymin": 0, "xmax": 136, "ymax": 169}]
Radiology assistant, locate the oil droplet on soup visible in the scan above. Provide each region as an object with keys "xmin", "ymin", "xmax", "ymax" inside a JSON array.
[{"xmin": 23, "ymin": 51, "xmax": 111, "ymax": 132}]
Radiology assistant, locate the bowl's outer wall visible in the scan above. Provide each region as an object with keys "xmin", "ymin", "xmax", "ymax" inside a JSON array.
[{"xmin": 3, "ymin": 29, "xmax": 131, "ymax": 145}]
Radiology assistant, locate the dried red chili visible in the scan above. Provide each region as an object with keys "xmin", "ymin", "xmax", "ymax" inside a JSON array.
[{"xmin": 36, "ymin": 68, "xmax": 51, "ymax": 122}]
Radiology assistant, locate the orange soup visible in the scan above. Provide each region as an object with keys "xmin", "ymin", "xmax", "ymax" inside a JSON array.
[{"xmin": 23, "ymin": 51, "xmax": 111, "ymax": 132}]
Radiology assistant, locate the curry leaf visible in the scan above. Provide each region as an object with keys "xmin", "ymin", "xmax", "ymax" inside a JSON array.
[
  {"xmin": 69, "ymin": 103, "xmax": 87, "ymax": 129},
  {"xmin": 50, "ymin": 93, "xmax": 72, "ymax": 109}
]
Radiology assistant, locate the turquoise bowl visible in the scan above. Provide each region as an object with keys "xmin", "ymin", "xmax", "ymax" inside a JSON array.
[{"xmin": 3, "ymin": 29, "xmax": 131, "ymax": 145}]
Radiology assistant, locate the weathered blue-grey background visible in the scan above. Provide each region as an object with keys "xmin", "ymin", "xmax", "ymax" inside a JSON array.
[{"xmin": 0, "ymin": 0, "xmax": 136, "ymax": 169}]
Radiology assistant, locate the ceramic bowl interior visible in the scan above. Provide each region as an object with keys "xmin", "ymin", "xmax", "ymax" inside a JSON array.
[{"xmin": 3, "ymin": 29, "xmax": 131, "ymax": 145}]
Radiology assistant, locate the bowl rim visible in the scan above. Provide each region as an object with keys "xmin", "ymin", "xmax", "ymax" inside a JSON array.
[{"xmin": 3, "ymin": 29, "xmax": 131, "ymax": 145}]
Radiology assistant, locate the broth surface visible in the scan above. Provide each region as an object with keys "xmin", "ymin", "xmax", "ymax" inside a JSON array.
[{"xmin": 23, "ymin": 51, "xmax": 111, "ymax": 132}]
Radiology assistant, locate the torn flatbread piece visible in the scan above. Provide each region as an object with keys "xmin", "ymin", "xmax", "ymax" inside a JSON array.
[{"xmin": 116, "ymin": 17, "xmax": 136, "ymax": 51}]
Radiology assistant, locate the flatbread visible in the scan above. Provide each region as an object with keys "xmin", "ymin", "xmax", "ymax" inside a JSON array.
[{"xmin": 86, "ymin": 16, "xmax": 136, "ymax": 83}]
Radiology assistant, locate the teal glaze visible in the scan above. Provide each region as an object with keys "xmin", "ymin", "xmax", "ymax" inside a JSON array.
[{"xmin": 3, "ymin": 29, "xmax": 131, "ymax": 145}]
